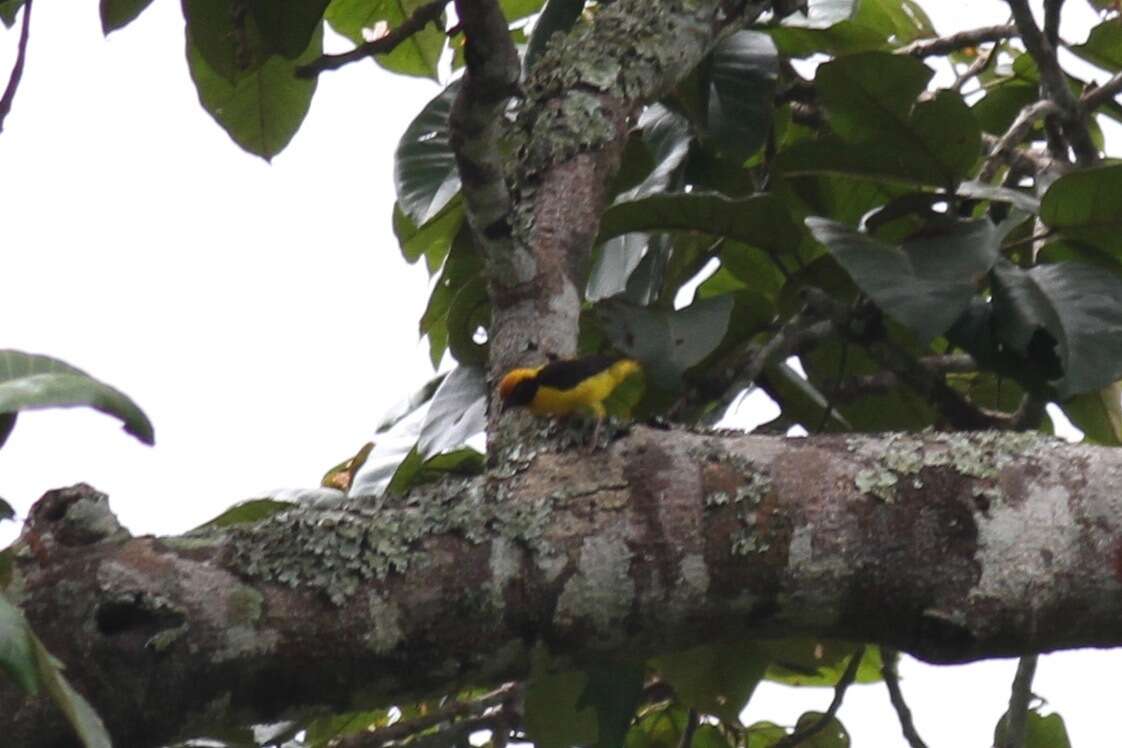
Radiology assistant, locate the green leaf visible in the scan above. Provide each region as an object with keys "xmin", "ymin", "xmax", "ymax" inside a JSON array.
[
  {"xmin": 100, "ymin": 0, "xmax": 156, "ymax": 34},
  {"xmin": 972, "ymin": 80, "xmax": 1038, "ymax": 136},
  {"xmin": 1041, "ymin": 164, "xmax": 1122, "ymax": 257},
  {"xmin": 1063, "ymin": 382, "xmax": 1122, "ymax": 445},
  {"xmin": 194, "ymin": 498, "xmax": 294, "ymax": 530},
  {"xmin": 761, "ymin": 640, "xmax": 881, "ymax": 686},
  {"xmin": 990, "ymin": 259, "xmax": 1122, "ymax": 398},
  {"xmin": 416, "ymin": 365, "xmax": 486, "ymax": 458},
  {"xmin": 446, "ymin": 276, "xmax": 490, "ymax": 366},
  {"xmin": 393, "ymin": 196, "xmax": 464, "ymax": 269},
  {"xmin": 994, "ymin": 710, "xmax": 1072, "ymax": 748},
  {"xmin": 304, "ymin": 710, "xmax": 391, "ymax": 745},
  {"xmin": 524, "ymin": 0, "xmax": 584, "ymax": 74},
  {"xmin": 183, "ymin": 0, "xmax": 271, "ymax": 82},
  {"xmin": 705, "ymin": 31, "xmax": 778, "ymax": 162},
  {"xmin": 375, "ymin": 372, "xmax": 448, "ymax": 432},
  {"xmin": 394, "ymin": 82, "xmax": 461, "ymax": 225},
  {"xmin": 761, "ymin": 361, "xmax": 852, "ymax": 433},
  {"xmin": 249, "ymin": 0, "xmax": 331, "ymax": 59},
  {"xmin": 0, "ymin": 350, "xmax": 155, "ymax": 446},
  {"xmin": 625, "ymin": 705, "xmax": 692, "ymax": 748},
  {"xmin": 0, "ymin": 498, "xmax": 13, "ymax": 522},
  {"xmin": 745, "ymin": 721, "xmax": 789, "ymax": 748},
  {"xmin": 324, "ymin": 0, "xmax": 445, "ymax": 79},
  {"xmin": 652, "ymin": 641, "xmax": 769, "ymax": 723},
  {"xmin": 188, "ymin": 26, "xmax": 321, "ymax": 161},
  {"xmin": 0, "ymin": 412, "xmax": 17, "ymax": 449},
  {"xmin": 587, "ymin": 233, "xmax": 648, "ymax": 302},
  {"xmin": 598, "ymin": 295, "xmax": 734, "ymax": 390},
  {"xmin": 806, "ymin": 217, "xmax": 1000, "ymax": 343},
  {"xmin": 525, "ymin": 669, "xmax": 599, "ymax": 748},
  {"xmin": 791, "ymin": 712, "xmax": 850, "ymax": 747},
  {"xmin": 814, "ymin": 52, "xmax": 979, "ymax": 185},
  {"xmin": 599, "ymin": 193, "xmax": 804, "ymax": 256},
  {"xmin": 31, "ymin": 633, "xmax": 113, "ymax": 748},
  {"xmin": 577, "ymin": 665, "xmax": 645, "ymax": 748},
  {"xmin": 0, "ymin": 0, "xmax": 25, "ymax": 28},
  {"xmin": 615, "ymin": 104, "xmax": 692, "ymax": 202},
  {"xmin": 0, "ymin": 594, "xmax": 37, "ymax": 694},
  {"xmin": 1072, "ymin": 17, "xmax": 1122, "ymax": 71},
  {"xmin": 501, "ymin": 0, "xmax": 544, "ymax": 21}
]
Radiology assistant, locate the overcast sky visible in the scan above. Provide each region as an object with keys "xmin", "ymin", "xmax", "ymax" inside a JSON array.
[{"xmin": 1, "ymin": 1, "xmax": 1118, "ymax": 745}]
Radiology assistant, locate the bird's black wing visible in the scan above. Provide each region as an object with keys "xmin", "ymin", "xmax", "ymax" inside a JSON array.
[{"xmin": 534, "ymin": 355, "xmax": 620, "ymax": 391}]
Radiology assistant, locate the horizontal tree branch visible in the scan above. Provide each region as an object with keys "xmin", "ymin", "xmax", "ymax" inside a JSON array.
[
  {"xmin": 898, "ymin": 24, "xmax": 1017, "ymax": 58},
  {"xmin": 5, "ymin": 426, "xmax": 1122, "ymax": 746}
]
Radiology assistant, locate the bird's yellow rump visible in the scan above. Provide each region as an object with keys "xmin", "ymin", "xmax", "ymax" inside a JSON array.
[{"xmin": 498, "ymin": 355, "xmax": 641, "ymax": 418}]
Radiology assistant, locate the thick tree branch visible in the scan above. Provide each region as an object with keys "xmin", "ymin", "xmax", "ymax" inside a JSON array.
[
  {"xmin": 6, "ymin": 427, "xmax": 1122, "ymax": 746},
  {"xmin": 0, "ymin": 0, "xmax": 32, "ymax": 133}
]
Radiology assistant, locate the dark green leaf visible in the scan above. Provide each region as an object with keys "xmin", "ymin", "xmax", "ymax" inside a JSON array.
[
  {"xmin": 972, "ymin": 80, "xmax": 1038, "ymax": 136},
  {"xmin": 652, "ymin": 641, "xmax": 769, "ymax": 723},
  {"xmin": 0, "ymin": 0, "xmax": 25, "ymax": 28},
  {"xmin": 0, "ymin": 498, "xmax": 12, "ymax": 522},
  {"xmin": 100, "ymin": 0, "xmax": 156, "ymax": 34},
  {"xmin": 0, "ymin": 351, "xmax": 154, "ymax": 446},
  {"xmin": 1063, "ymin": 383, "xmax": 1122, "ymax": 445},
  {"xmin": 1072, "ymin": 17, "xmax": 1122, "ymax": 71},
  {"xmin": 325, "ymin": 0, "xmax": 445, "ymax": 79},
  {"xmin": 792, "ymin": 712, "xmax": 849, "ymax": 747},
  {"xmin": 446, "ymin": 276, "xmax": 490, "ymax": 366},
  {"xmin": 616, "ymin": 104, "xmax": 692, "ymax": 201},
  {"xmin": 587, "ymin": 233, "xmax": 648, "ymax": 302},
  {"xmin": 183, "ymin": 0, "xmax": 270, "ymax": 82},
  {"xmin": 994, "ymin": 710, "xmax": 1072, "ymax": 748},
  {"xmin": 31, "ymin": 633, "xmax": 113, "ymax": 748},
  {"xmin": 524, "ymin": 0, "xmax": 584, "ymax": 74},
  {"xmin": 0, "ymin": 413, "xmax": 15, "ymax": 449},
  {"xmin": 1041, "ymin": 164, "xmax": 1122, "ymax": 257},
  {"xmin": 599, "ymin": 193, "xmax": 804, "ymax": 256},
  {"xmin": 599, "ymin": 295, "xmax": 734, "ymax": 390},
  {"xmin": 417, "ymin": 365, "xmax": 486, "ymax": 458},
  {"xmin": 394, "ymin": 81, "xmax": 461, "ymax": 225},
  {"xmin": 188, "ymin": 26, "xmax": 321, "ymax": 160},
  {"xmin": 0, "ymin": 594, "xmax": 37, "ymax": 694},
  {"xmin": 762, "ymin": 640, "xmax": 882, "ymax": 686},
  {"xmin": 806, "ymin": 217, "xmax": 1000, "ymax": 342},
  {"xmin": 745, "ymin": 721, "xmax": 789, "ymax": 748},
  {"xmin": 761, "ymin": 361, "xmax": 852, "ymax": 432},
  {"xmin": 195, "ymin": 498, "xmax": 294, "ymax": 530},
  {"xmin": 577, "ymin": 665, "xmax": 645, "ymax": 748},
  {"xmin": 706, "ymin": 31, "xmax": 778, "ymax": 162},
  {"xmin": 393, "ymin": 196, "xmax": 464, "ymax": 269},
  {"xmin": 525, "ymin": 669, "xmax": 599, "ymax": 748},
  {"xmin": 625, "ymin": 705, "xmax": 692, "ymax": 748},
  {"xmin": 249, "ymin": 0, "xmax": 330, "ymax": 58},
  {"xmin": 990, "ymin": 260, "xmax": 1122, "ymax": 398}
]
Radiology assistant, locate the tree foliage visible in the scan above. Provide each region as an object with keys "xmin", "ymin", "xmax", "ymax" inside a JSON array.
[{"xmin": 3, "ymin": 0, "xmax": 1122, "ymax": 746}]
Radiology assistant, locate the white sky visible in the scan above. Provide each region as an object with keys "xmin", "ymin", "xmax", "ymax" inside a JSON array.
[{"xmin": 0, "ymin": 0, "xmax": 1118, "ymax": 746}]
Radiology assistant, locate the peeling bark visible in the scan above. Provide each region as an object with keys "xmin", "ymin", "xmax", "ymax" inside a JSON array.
[{"xmin": 4, "ymin": 428, "xmax": 1122, "ymax": 746}]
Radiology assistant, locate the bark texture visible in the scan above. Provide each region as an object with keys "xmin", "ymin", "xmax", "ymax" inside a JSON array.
[{"xmin": 4, "ymin": 427, "xmax": 1122, "ymax": 746}]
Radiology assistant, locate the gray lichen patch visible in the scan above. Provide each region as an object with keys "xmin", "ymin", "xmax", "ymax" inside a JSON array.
[
  {"xmin": 365, "ymin": 593, "xmax": 404, "ymax": 655},
  {"xmin": 855, "ymin": 467, "xmax": 899, "ymax": 503},
  {"xmin": 554, "ymin": 534, "xmax": 634, "ymax": 639}
]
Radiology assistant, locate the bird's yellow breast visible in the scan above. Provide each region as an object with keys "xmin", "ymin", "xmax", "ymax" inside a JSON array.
[{"xmin": 529, "ymin": 359, "xmax": 639, "ymax": 417}]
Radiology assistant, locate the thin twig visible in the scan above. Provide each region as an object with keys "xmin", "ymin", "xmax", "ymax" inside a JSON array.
[
  {"xmin": 1001, "ymin": 655, "xmax": 1039, "ymax": 748},
  {"xmin": 774, "ymin": 647, "xmax": 865, "ymax": 747},
  {"xmin": 829, "ymin": 354, "xmax": 978, "ymax": 401},
  {"xmin": 952, "ymin": 41, "xmax": 1000, "ymax": 93},
  {"xmin": 0, "ymin": 0, "xmax": 32, "ymax": 133},
  {"xmin": 295, "ymin": 0, "xmax": 450, "ymax": 78},
  {"xmin": 677, "ymin": 708, "xmax": 699, "ymax": 748},
  {"xmin": 980, "ymin": 133, "xmax": 1064, "ymax": 178},
  {"xmin": 1005, "ymin": 0, "xmax": 1098, "ymax": 165},
  {"xmin": 979, "ymin": 99, "xmax": 1063, "ymax": 182},
  {"xmin": 881, "ymin": 648, "xmax": 929, "ymax": 748},
  {"xmin": 898, "ymin": 24, "xmax": 1017, "ymax": 58}
]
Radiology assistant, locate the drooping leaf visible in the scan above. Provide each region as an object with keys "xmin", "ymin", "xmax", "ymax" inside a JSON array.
[
  {"xmin": 806, "ymin": 217, "xmax": 1000, "ymax": 343},
  {"xmin": 100, "ymin": 0, "xmax": 156, "ymax": 34},
  {"xmin": 577, "ymin": 665, "xmax": 645, "ymax": 748},
  {"xmin": 614, "ymin": 104, "xmax": 692, "ymax": 202},
  {"xmin": 386, "ymin": 446, "xmax": 484, "ymax": 495},
  {"xmin": 790, "ymin": 712, "xmax": 850, "ymax": 748},
  {"xmin": 598, "ymin": 295, "xmax": 734, "ymax": 390},
  {"xmin": 324, "ymin": 0, "xmax": 445, "ymax": 79},
  {"xmin": 183, "ymin": 0, "xmax": 271, "ymax": 82},
  {"xmin": 394, "ymin": 81, "xmax": 461, "ymax": 225},
  {"xmin": 393, "ymin": 197, "xmax": 464, "ymax": 270},
  {"xmin": 195, "ymin": 498, "xmax": 294, "ymax": 530},
  {"xmin": 599, "ymin": 193, "xmax": 804, "ymax": 256},
  {"xmin": 249, "ymin": 0, "xmax": 331, "ymax": 59},
  {"xmin": 587, "ymin": 233, "xmax": 649, "ymax": 302},
  {"xmin": 744, "ymin": 721, "xmax": 789, "ymax": 748},
  {"xmin": 652, "ymin": 641, "xmax": 769, "ymax": 723},
  {"xmin": 1041, "ymin": 164, "xmax": 1122, "ymax": 258},
  {"xmin": 416, "ymin": 365, "xmax": 486, "ymax": 458},
  {"xmin": 375, "ymin": 371, "xmax": 448, "ymax": 432},
  {"xmin": 525, "ymin": 668, "xmax": 599, "ymax": 748},
  {"xmin": 994, "ymin": 710, "xmax": 1072, "ymax": 748},
  {"xmin": 761, "ymin": 640, "xmax": 882, "ymax": 686},
  {"xmin": 0, "ymin": 594, "xmax": 37, "ymax": 694},
  {"xmin": 760, "ymin": 361, "xmax": 852, "ymax": 433},
  {"xmin": 989, "ymin": 260, "xmax": 1122, "ymax": 398},
  {"xmin": 1063, "ymin": 382, "xmax": 1122, "ymax": 445},
  {"xmin": 187, "ymin": 26, "xmax": 321, "ymax": 160},
  {"xmin": 0, "ymin": 351, "xmax": 154, "ymax": 446},
  {"xmin": 31, "ymin": 633, "xmax": 113, "ymax": 748},
  {"xmin": 705, "ymin": 31, "xmax": 779, "ymax": 162}
]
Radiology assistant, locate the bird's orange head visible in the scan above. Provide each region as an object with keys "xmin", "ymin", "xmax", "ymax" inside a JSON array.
[{"xmin": 498, "ymin": 367, "xmax": 542, "ymax": 411}]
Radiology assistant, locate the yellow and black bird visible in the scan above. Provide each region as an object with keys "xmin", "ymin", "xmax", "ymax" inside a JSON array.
[{"xmin": 498, "ymin": 354, "xmax": 641, "ymax": 422}]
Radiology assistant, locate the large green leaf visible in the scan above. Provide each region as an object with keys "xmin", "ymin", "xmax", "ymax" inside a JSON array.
[
  {"xmin": 1072, "ymin": 17, "xmax": 1122, "ymax": 71},
  {"xmin": 188, "ymin": 26, "xmax": 321, "ymax": 161},
  {"xmin": 599, "ymin": 193, "xmax": 804, "ymax": 256},
  {"xmin": 1041, "ymin": 164, "xmax": 1122, "ymax": 257},
  {"xmin": 183, "ymin": 0, "xmax": 271, "ymax": 82},
  {"xmin": 394, "ymin": 81, "xmax": 461, "ymax": 225},
  {"xmin": 249, "ymin": 0, "xmax": 331, "ymax": 59},
  {"xmin": 525, "ymin": 669, "xmax": 599, "ymax": 748},
  {"xmin": 814, "ymin": 52, "xmax": 979, "ymax": 185},
  {"xmin": 0, "ymin": 351, "xmax": 154, "ymax": 446},
  {"xmin": 705, "ymin": 31, "xmax": 778, "ymax": 162},
  {"xmin": 577, "ymin": 665, "xmax": 645, "ymax": 748},
  {"xmin": 1063, "ymin": 382, "xmax": 1122, "ymax": 445},
  {"xmin": 587, "ymin": 233, "xmax": 648, "ymax": 302},
  {"xmin": 100, "ymin": 0, "xmax": 156, "ymax": 34},
  {"xmin": 806, "ymin": 217, "xmax": 1000, "ymax": 343},
  {"xmin": 745, "ymin": 721, "xmax": 789, "ymax": 748},
  {"xmin": 652, "ymin": 641, "xmax": 769, "ymax": 724},
  {"xmin": 990, "ymin": 260, "xmax": 1122, "ymax": 399},
  {"xmin": 598, "ymin": 296, "xmax": 734, "ymax": 390},
  {"xmin": 393, "ymin": 196, "xmax": 464, "ymax": 270},
  {"xmin": 762, "ymin": 640, "xmax": 881, "ymax": 686},
  {"xmin": 416, "ymin": 365, "xmax": 486, "ymax": 458},
  {"xmin": 615, "ymin": 104, "xmax": 692, "ymax": 202},
  {"xmin": 791, "ymin": 712, "xmax": 850, "ymax": 748},
  {"xmin": 325, "ymin": 0, "xmax": 445, "ymax": 79},
  {"xmin": 195, "ymin": 498, "xmax": 294, "ymax": 529},
  {"xmin": 0, "ymin": 594, "xmax": 37, "ymax": 694},
  {"xmin": 994, "ymin": 710, "xmax": 1072, "ymax": 748}
]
